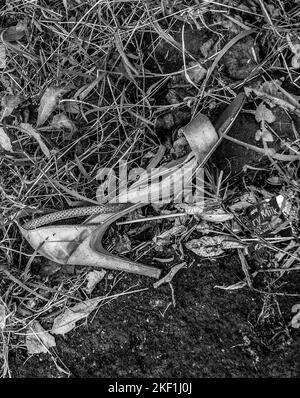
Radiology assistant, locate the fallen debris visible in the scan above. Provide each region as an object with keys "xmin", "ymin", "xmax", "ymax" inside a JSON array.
[
  {"xmin": 37, "ymin": 86, "xmax": 70, "ymax": 127},
  {"xmin": 85, "ymin": 270, "xmax": 106, "ymax": 295},
  {"xmin": 26, "ymin": 321, "xmax": 56, "ymax": 355},
  {"xmin": 52, "ymin": 298, "xmax": 102, "ymax": 336},
  {"xmin": 186, "ymin": 236, "xmax": 247, "ymax": 258},
  {"xmin": 153, "ymin": 262, "xmax": 186, "ymax": 289}
]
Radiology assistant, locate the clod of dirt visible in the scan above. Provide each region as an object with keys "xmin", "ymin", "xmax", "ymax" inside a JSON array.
[
  {"xmin": 156, "ymin": 113, "xmax": 174, "ymax": 131},
  {"xmin": 113, "ymin": 234, "xmax": 131, "ymax": 255},
  {"xmin": 171, "ymin": 136, "xmax": 190, "ymax": 158},
  {"xmin": 222, "ymin": 38, "xmax": 259, "ymax": 80},
  {"xmin": 155, "ymin": 113, "xmax": 175, "ymax": 147},
  {"xmin": 155, "ymin": 27, "xmax": 215, "ymax": 73},
  {"xmin": 39, "ymin": 261, "xmax": 61, "ymax": 276}
]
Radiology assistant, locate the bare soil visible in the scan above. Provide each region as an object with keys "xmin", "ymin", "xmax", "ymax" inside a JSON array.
[{"xmin": 9, "ymin": 254, "xmax": 300, "ymax": 378}]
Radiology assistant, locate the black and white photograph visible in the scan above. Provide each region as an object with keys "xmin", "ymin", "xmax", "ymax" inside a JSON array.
[{"xmin": 0, "ymin": 0, "xmax": 299, "ymax": 383}]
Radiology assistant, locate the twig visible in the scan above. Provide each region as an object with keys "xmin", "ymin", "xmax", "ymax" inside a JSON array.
[
  {"xmin": 2, "ymin": 270, "xmax": 48, "ymax": 302},
  {"xmin": 237, "ymin": 249, "xmax": 252, "ymax": 288},
  {"xmin": 153, "ymin": 262, "xmax": 186, "ymax": 289},
  {"xmin": 117, "ymin": 212, "xmax": 187, "ymax": 226}
]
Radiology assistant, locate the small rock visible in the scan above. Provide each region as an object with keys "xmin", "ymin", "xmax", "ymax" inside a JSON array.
[{"xmin": 222, "ymin": 38, "xmax": 259, "ymax": 80}]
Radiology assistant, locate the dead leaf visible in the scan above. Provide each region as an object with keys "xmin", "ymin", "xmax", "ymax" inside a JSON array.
[
  {"xmin": 51, "ymin": 113, "xmax": 77, "ymax": 133},
  {"xmin": 175, "ymin": 201, "xmax": 204, "ymax": 215},
  {"xmin": 255, "ymin": 129, "xmax": 274, "ymax": 142},
  {"xmin": 26, "ymin": 321, "xmax": 56, "ymax": 354},
  {"xmin": 267, "ymin": 176, "xmax": 281, "ymax": 185},
  {"xmin": 215, "ymin": 280, "xmax": 248, "ymax": 290},
  {"xmin": 0, "ymin": 127, "xmax": 12, "ymax": 151},
  {"xmin": 0, "ymin": 94, "xmax": 23, "ymax": 119},
  {"xmin": 153, "ymin": 225, "xmax": 187, "ymax": 246},
  {"xmin": 85, "ymin": 270, "xmax": 106, "ymax": 295},
  {"xmin": 114, "ymin": 234, "xmax": 131, "ymax": 254},
  {"xmin": 186, "ymin": 237, "xmax": 225, "ymax": 257},
  {"xmin": 186, "ymin": 236, "xmax": 246, "ymax": 258},
  {"xmin": 186, "ymin": 61, "xmax": 207, "ymax": 84},
  {"xmin": 1, "ymin": 21, "xmax": 26, "ymax": 42},
  {"xmin": 37, "ymin": 87, "xmax": 68, "ymax": 127},
  {"xmin": 255, "ymin": 103, "xmax": 276, "ymax": 124},
  {"xmin": 292, "ymin": 55, "xmax": 300, "ymax": 69},
  {"xmin": 19, "ymin": 122, "xmax": 50, "ymax": 158},
  {"xmin": 201, "ymin": 208, "xmax": 234, "ymax": 222},
  {"xmin": 63, "ymin": 100, "xmax": 80, "ymax": 114},
  {"xmin": 230, "ymin": 201, "xmax": 254, "ymax": 211},
  {"xmin": 195, "ymin": 221, "xmax": 211, "ymax": 234},
  {"xmin": 75, "ymin": 73, "xmax": 105, "ymax": 100},
  {"xmin": 200, "ymin": 38, "xmax": 215, "ymax": 58},
  {"xmin": 175, "ymin": 201, "xmax": 232, "ymax": 222},
  {"xmin": 255, "ymin": 80, "xmax": 283, "ymax": 97},
  {"xmin": 229, "ymin": 192, "xmax": 257, "ymax": 211},
  {"xmin": 52, "ymin": 298, "xmax": 102, "ymax": 335}
]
